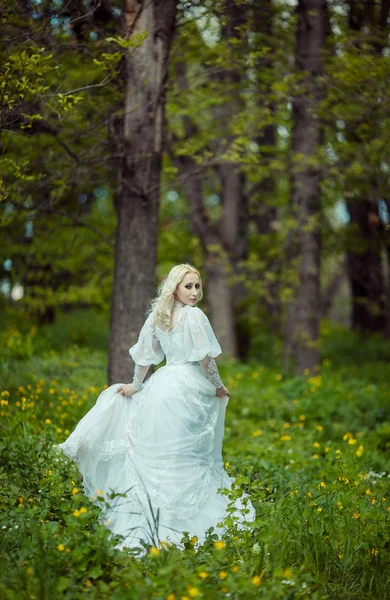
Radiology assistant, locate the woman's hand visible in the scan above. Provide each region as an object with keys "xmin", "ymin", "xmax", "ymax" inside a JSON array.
[
  {"xmin": 216, "ymin": 385, "xmax": 229, "ymax": 398},
  {"xmin": 118, "ymin": 384, "xmax": 137, "ymax": 397}
]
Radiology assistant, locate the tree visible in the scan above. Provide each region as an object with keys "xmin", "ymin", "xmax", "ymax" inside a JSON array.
[
  {"xmin": 284, "ymin": 0, "xmax": 328, "ymax": 373},
  {"xmin": 108, "ymin": 0, "xmax": 178, "ymax": 383}
]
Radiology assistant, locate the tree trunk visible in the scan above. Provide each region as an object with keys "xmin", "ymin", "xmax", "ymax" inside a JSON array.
[
  {"xmin": 251, "ymin": 0, "xmax": 281, "ymax": 329},
  {"xmin": 213, "ymin": 0, "xmax": 249, "ymax": 358},
  {"xmin": 108, "ymin": 0, "xmax": 177, "ymax": 384},
  {"xmin": 346, "ymin": 199, "xmax": 386, "ymax": 331},
  {"xmin": 343, "ymin": 1, "xmax": 390, "ymax": 334},
  {"xmin": 284, "ymin": 0, "xmax": 327, "ymax": 373},
  {"xmin": 174, "ymin": 153, "xmax": 238, "ymax": 356}
]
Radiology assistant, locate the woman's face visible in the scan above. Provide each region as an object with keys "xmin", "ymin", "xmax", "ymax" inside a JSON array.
[{"xmin": 175, "ymin": 272, "xmax": 201, "ymax": 306}]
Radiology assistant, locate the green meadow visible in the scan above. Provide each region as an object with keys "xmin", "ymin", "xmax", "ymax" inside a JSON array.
[{"xmin": 1, "ymin": 309, "xmax": 389, "ymax": 599}]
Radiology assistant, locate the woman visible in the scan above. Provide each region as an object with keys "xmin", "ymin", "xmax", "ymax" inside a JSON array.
[{"xmin": 59, "ymin": 264, "xmax": 255, "ymax": 550}]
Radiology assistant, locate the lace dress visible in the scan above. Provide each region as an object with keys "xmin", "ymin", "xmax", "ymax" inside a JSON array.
[{"xmin": 59, "ymin": 305, "xmax": 255, "ymax": 549}]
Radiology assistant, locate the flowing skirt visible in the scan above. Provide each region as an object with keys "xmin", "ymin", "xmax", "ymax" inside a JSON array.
[{"xmin": 59, "ymin": 363, "xmax": 255, "ymax": 549}]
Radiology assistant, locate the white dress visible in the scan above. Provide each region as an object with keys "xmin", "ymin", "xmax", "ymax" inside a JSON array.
[{"xmin": 59, "ymin": 305, "xmax": 255, "ymax": 549}]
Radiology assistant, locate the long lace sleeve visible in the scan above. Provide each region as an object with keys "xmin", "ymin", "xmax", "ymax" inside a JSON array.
[
  {"xmin": 131, "ymin": 364, "xmax": 150, "ymax": 391},
  {"xmin": 199, "ymin": 356, "xmax": 223, "ymax": 388}
]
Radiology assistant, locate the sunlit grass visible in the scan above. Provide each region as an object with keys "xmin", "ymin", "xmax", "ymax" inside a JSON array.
[{"xmin": 0, "ymin": 310, "xmax": 389, "ymax": 598}]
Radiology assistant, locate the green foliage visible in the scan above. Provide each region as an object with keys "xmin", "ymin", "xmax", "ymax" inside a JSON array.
[{"xmin": 0, "ymin": 311, "xmax": 389, "ymax": 598}]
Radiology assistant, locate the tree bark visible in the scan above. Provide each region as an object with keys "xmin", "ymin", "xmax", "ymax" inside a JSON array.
[
  {"xmin": 108, "ymin": 0, "xmax": 177, "ymax": 384},
  {"xmin": 346, "ymin": 199, "xmax": 386, "ymax": 331},
  {"xmin": 343, "ymin": 0, "xmax": 390, "ymax": 333},
  {"xmin": 174, "ymin": 152, "xmax": 238, "ymax": 356},
  {"xmin": 284, "ymin": 0, "xmax": 327, "ymax": 373}
]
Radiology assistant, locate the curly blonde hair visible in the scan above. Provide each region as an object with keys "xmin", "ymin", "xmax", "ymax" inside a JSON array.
[{"xmin": 148, "ymin": 264, "xmax": 203, "ymax": 329}]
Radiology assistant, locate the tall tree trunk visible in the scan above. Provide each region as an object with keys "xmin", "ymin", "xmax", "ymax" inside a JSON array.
[
  {"xmin": 284, "ymin": 0, "xmax": 327, "ymax": 373},
  {"xmin": 108, "ymin": 0, "xmax": 177, "ymax": 384},
  {"xmin": 250, "ymin": 0, "xmax": 281, "ymax": 329},
  {"xmin": 346, "ymin": 199, "xmax": 386, "ymax": 331},
  {"xmin": 343, "ymin": 0, "xmax": 390, "ymax": 333},
  {"xmin": 212, "ymin": 0, "xmax": 249, "ymax": 358},
  {"xmin": 174, "ymin": 152, "xmax": 238, "ymax": 356}
]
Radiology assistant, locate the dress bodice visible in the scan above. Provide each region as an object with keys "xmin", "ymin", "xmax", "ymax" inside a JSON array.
[
  {"xmin": 154, "ymin": 316, "xmax": 192, "ymax": 366},
  {"xmin": 129, "ymin": 305, "xmax": 222, "ymax": 367}
]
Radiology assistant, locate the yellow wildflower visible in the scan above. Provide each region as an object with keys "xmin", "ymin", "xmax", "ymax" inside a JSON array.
[
  {"xmin": 356, "ymin": 445, "xmax": 364, "ymax": 457},
  {"xmin": 72, "ymin": 488, "xmax": 79, "ymax": 495},
  {"xmin": 252, "ymin": 429, "xmax": 263, "ymax": 436},
  {"xmin": 57, "ymin": 544, "xmax": 65, "ymax": 551},
  {"xmin": 149, "ymin": 546, "xmax": 160, "ymax": 555},
  {"xmin": 214, "ymin": 540, "xmax": 225, "ymax": 550},
  {"xmin": 280, "ymin": 435, "xmax": 291, "ymax": 441},
  {"xmin": 219, "ymin": 571, "xmax": 228, "ymax": 580},
  {"xmin": 251, "ymin": 575, "xmax": 262, "ymax": 586},
  {"xmin": 85, "ymin": 580, "xmax": 92, "ymax": 587},
  {"xmin": 73, "ymin": 510, "xmax": 80, "ymax": 517},
  {"xmin": 313, "ymin": 442, "xmax": 320, "ymax": 448},
  {"xmin": 198, "ymin": 571, "xmax": 208, "ymax": 579},
  {"xmin": 318, "ymin": 482, "xmax": 326, "ymax": 489},
  {"xmin": 348, "ymin": 438, "xmax": 357, "ymax": 445},
  {"xmin": 312, "ymin": 454, "xmax": 319, "ymax": 459},
  {"xmin": 166, "ymin": 594, "xmax": 176, "ymax": 600},
  {"xmin": 352, "ymin": 512, "xmax": 360, "ymax": 519},
  {"xmin": 365, "ymin": 489, "xmax": 372, "ymax": 495},
  {"xmin": 317, "ymin": 507, "xmax": 323, "ymax": 512},
  {"xmin": 232, "ymin": 566, "xmax": 240, "ymax": 573},
  {"xmin": 188, "ymin": 587, "xmax": 200, "ymax": 598},
  {"xmin": 316, "ymin": 425, "xmax": 323, "ymax": 431}
]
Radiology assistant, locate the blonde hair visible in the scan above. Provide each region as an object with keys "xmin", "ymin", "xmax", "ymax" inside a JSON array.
[{"xmin": 148, "ymin": 264, "xmax": 203, "ymax": 329}]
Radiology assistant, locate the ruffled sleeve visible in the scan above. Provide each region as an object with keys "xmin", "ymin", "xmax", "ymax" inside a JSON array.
[
  {"xmin": 183, "ymin": 307, "xmax": 222, "ymax": 362},
  {"xmin": 129, "ymin": 313, "xmax": 165, "ymax": 366}
]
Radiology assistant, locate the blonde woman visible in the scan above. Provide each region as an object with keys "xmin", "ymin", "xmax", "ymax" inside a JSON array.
[{"xmin": 60, "ymin": 264, "xmax": 255, "ymax": 550}]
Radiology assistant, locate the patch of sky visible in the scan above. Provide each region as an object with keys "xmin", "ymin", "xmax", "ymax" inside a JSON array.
[
  {"xmin": 167, "ymin": 190, "xmax": 179, "ymax": 202},
  {"xmin": 249, "ymin": 141, "xmax": 259, "ymax": 153},
  {"xmin": 277, "ymin": 125, "xmax": 289, "ymax": 139},
  {"xmin": 325, "ymin": 143, "xmax": 338, "ymax": 163},
  {"xmin": 11, "ymin": 285, "xmax": 24, "ymax": 301},
  {"xmin": 207, "ymin": 194, "xmax": 219, "ymax": 206},
  {"xmin": 334, "ymin": 200, "xmax": 350, "ymax": 225},
  {"xmin": 25, "ymin": 221, "xmax": 34, "ymax": 238},
  {"xmin": 79, "ymin": 193, "xmax": 88, "ymax": 204},
  {"xmin": 4, "ymin": 203, "xmax": 15, "ymax": 219},
  {"xmin": 90, "ymin": 31, "xmax": 98, "ymax": 41},
  {"xmin": 93, "ymin": 187, "xmax": 108, "ymax": 199},
  {"xmin": 185, "ymin": 4, "xmax": 220, "ymax": 47},
  {"xmin": 378, "ymin": 199, "xmax": 389, "ymax": 224},
  {"xmin": 0, "ymin": 280, "xmax": 10, "ymax": 297},
  {"xmin": 3, "ymin": 259, "xmax": 12, "ymax": 271},
  {"xmin": 336, "ymin": 132, "xmax": 344, "ymax": 142}
]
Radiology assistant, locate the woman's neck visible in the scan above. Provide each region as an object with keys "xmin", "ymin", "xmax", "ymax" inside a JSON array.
[{"xmin": 173, "ymin": 299, "xmax": 186, "ymax": 310}]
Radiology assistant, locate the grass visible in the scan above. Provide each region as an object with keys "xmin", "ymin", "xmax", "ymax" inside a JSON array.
[{"xmin": 0, "ymin": 308, "xmax": 389, "ymax": 599}]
